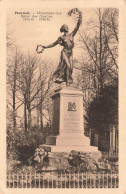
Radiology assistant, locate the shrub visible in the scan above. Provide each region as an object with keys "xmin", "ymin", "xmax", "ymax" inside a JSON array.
[{"xmin": 7, "ymin": 125, "xmax": 47, "ymax": 163}]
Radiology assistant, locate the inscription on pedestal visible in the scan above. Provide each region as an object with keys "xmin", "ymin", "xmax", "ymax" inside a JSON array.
[{"xmin": 62, "ymin": 96, "xmax": 82, "ymax": 131}]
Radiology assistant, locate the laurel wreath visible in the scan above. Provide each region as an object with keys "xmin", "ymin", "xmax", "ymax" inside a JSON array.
[
  {"xmin": 68, "ymin": 8, "xmax": 82, "ymax": 25},
  {"xmin": 36, "ymin": 44, "xmax": 44, "ymax": 54}
]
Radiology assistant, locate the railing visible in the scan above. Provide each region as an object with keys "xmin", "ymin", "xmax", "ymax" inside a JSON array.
[
  {"xmin": 7, "ymin": 171, "xmax": 119, "ymax": 188},
  {"xmin": 102, "ymin": 152, "xmax": 118, "ymax": 157}
]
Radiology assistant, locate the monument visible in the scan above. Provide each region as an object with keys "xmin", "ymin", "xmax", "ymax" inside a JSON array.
[
  {"xmin": 37, "ymin": 8, "xmax": 98, "ymax": 153},
  {"xmin": 42, "ymin": 86, "xmax": 98, "ymax": 152}
]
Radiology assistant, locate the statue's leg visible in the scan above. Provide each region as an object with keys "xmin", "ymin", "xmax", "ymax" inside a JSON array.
[
  {"xmin": 62, "ymin": 51, "xmax": 71, "ymax": 68},
  {"xmin": 53, "ymin": 54, "xmax": 66, "ymax": 83},
  {"xmin": 69, "ymin": 55, "xmax": 73, "ymax": 81},
  {"xmin": 66, "ymin": 67, "xmax": 70, "ymax": 86},
  {"xmin": 66, "ymin": 55, "xmax": 73, "ymax": 86},
  {"xmin": 66, "ymin": 66, "xmax": 73, "ymax": 86},
  {"xmin": 62, "ymin": 51, "xmax": 73, "ymax": 86}
]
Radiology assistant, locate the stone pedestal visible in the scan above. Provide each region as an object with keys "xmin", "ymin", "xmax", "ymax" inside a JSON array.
[{"xmin": 41, "ymin": 87, "xmax": 98, "ymax": 152}]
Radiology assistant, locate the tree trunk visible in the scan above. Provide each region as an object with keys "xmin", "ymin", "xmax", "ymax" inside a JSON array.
[
  {"xmin": 13, "ymin": 91, "xmax": 16, "ymax": 129},
  {"xmin": 28, "ymin": 106, "xmax": 32, "ymax": 131},
  {"xmin": 99, "ymin": 13, "xmax": 103, "ymax": 91},
  {"xmin": 37, "ymin": 106, "xmax": 40, "ymax": 127},
  {"xmin": 12, "ymin": 64, "xmax": 17, "ymax": 130},
  {"xmin": 40, "ymin": 110, "xmax": 43, "ymax": 131},
  {"xmin": 24, "ymin": 99, "xmax": 27, "ymax": 133},
  {"xmin": 40, "ymin": 104, "xmax": 43, "ymax": 131},
  {"xmin": 39, "ymin": 64, "xmax": 43, "ymax": 131}
]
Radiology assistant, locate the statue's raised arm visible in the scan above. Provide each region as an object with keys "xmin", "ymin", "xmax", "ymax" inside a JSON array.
[{"xmin": 68, "ymin": 8, "xmax": 82, "ymax": 37}]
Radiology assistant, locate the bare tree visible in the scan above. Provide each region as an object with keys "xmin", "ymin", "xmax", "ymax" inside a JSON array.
[
  {"xmin": 6, "ymin": 20, "xmax": 16, "ymax": 50},
  {"xmin": 77, "ymin": 8, "xmax": 118, "ymax": 105},
  {"xmin": 17, "ymin": 54, "xmax": 54, "ymax": 132},
  {"xmin": 7, "ymin": 46, "xmax": 23, "ymax": 129},
  {"xmin": 33, "ymin": 59, "xmax": 54, "ymax": 131},
  {"xmin": 17, "ymin": 54, "xmax": 38, "ymax": 132}
]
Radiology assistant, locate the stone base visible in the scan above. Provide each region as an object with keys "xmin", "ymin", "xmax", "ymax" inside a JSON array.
[
  {"xmin": 46, "ymin": 134, "xmax": 90, "ymax": 146},
  {"xmin": 40, "ymin": 144, "xmax": 98, "ymax": 153},
  {"xmin": 45, "ymin": 131, "xmax": 98, "ymax": 152},
  {"xmin": 43, "ymin": 87, "xmax": 99, "ymax": 154}
]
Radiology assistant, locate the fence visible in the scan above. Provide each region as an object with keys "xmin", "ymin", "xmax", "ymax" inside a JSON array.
[
  {"xmin": 102, "ymin": 152, "xmax": 118, "ymax": 158},
  {"xmin": 7, "ymin": 171, "xmax": 119, "ymax": 188}
]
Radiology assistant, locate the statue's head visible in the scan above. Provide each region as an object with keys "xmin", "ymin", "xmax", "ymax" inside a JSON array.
[{"xmin": 60, "ymin": 24, "xmax": 69, "ymax": 33}]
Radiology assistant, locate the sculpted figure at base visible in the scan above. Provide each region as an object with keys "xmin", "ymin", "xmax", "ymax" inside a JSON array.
[{"xmin": 36, "ymin": 8, "xmax": 82, "ymax": 86}]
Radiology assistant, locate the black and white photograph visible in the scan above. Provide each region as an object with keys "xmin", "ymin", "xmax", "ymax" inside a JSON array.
[{"xmin": 0, "ymin": 0, "xmax": 126, "ymax": 192}]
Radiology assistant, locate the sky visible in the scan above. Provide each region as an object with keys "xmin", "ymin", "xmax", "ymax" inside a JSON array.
[{"xmin": 7, "ymin": 8, "xmax": 95, "ymax": 65}]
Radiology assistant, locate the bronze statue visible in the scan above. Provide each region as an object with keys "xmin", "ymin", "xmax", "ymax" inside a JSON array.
[{"xmin": 36, "ymin": 8, "xmax": 82, "ymax": 86}]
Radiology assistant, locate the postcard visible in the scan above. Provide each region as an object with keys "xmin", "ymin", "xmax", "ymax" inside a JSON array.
[{"xmin": 0, "ymin": 0, "xmax": 126, "ymax": 193}]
